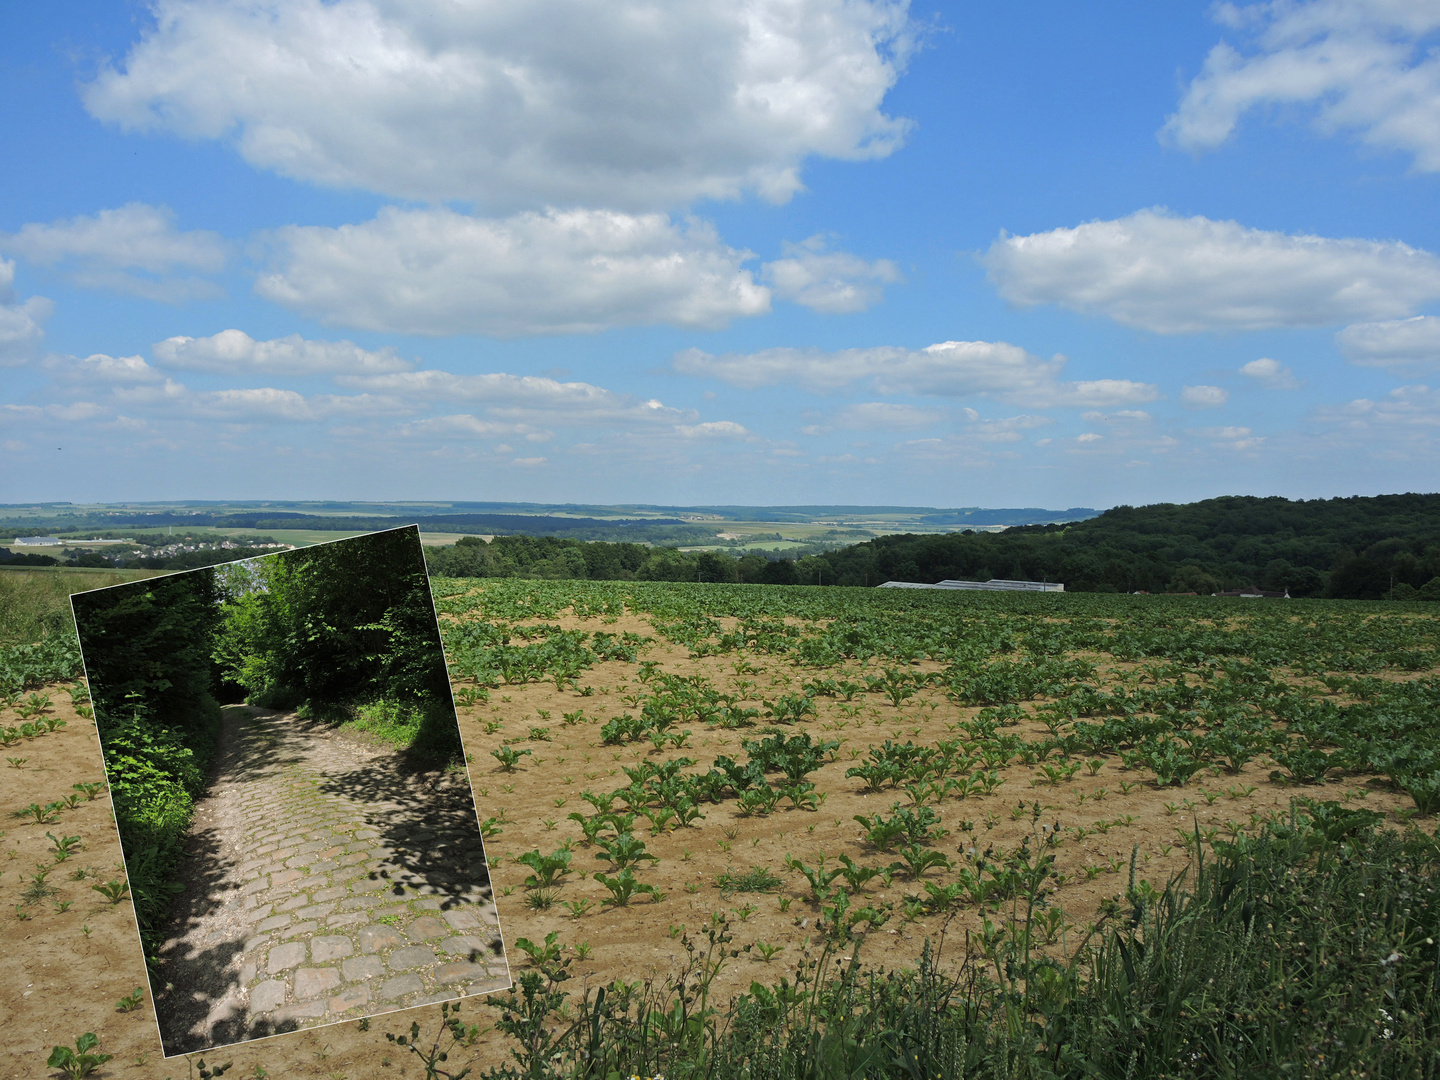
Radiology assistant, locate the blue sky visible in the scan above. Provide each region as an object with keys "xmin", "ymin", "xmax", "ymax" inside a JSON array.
[{"xmin": 3, "ymin": 1, "xmax": 1439, "ymax": 508}]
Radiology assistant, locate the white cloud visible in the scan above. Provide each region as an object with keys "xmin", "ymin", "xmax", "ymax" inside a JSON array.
[
  {"xmin": 761, "ymin": 236, "xmax": 901, "ymax": 313},
  {"xmin": 674, "ymin": 420, "xmax": 751, "ymax": 439},
  {"xmin": 83, "ymin": 0, "xmax": 913, "ymax": 211},
  {"xmin": 154, "ymin": 329, "xmax": 411, "ymax": 375},
  {"xmin": 338, "ymin": 368, "xmax": 696, "ymax": 427},
  {"xmin": 0, "ymin": 260, "xmax": 51, "ymax": 364},
  {"xmin": 1165, "ymin": 1, "xmax": 1440, "ymax": 171},
  {"xmin": 0, "ymin": 204, "xmax": 229, "ymax": 302},
  {"xmin": 1240, "ymin": 356, "xmax": 1301, "ymax": 388},
  {"xmin": 982, "ymin": 208, "xmax": 1440, "ymax": 333},
  {"xmin": 1312, "ymin": 384, "xmax": 1440, "ymax": 454},
  {"xmin": 674, "ymin": 339, "xmax": 1159, "ymax": 407},
  {"xmin": 1183, "ymin": 385, "xmax": 1230, "ymax": 407},
  {"xmin": 109, "ymin": 379, "xmax": 407, "ymax": 422},
  {"xmin": 1336, "ymin": 315, "xmax": 1440, "ymax": 374},
  {"xmin": 42, "ymin": 352, "xmax": 164, "ymax": 384},
  {"xmin": 1082, "ymin": 409, "xmax": 1152, "ymax": 422},
  {"xmin": 396, "ymin": 415, "xmax": 545, "ymax": 441},
  {"xmin": 256, "ymin": 207, "xmax": 771, "ymax": 335},
  {"xmin": 832, "ymin": 402, "xmax": 943, "ymax": 429},
  {"xmin": 1190, "ymin": 424, "xmax": 1265, "ymax": 451}
]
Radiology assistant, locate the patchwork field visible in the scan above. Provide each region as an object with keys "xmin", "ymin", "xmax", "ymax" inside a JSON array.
[{"xmin": 3, "ymin": 580, "xmax": 1440, "ymax": 1077}]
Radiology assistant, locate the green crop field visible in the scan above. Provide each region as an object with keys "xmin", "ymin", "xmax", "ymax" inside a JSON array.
[{"xmin": 5, "ymin": 575, "xmax": 1440, "ymax": 1077}]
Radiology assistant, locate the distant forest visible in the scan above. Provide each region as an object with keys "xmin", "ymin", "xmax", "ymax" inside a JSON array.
[
  {"xmin": 424, "ymin": 493, "xmax": 1440, "ymax": 600},
  {"xmin": 0, "ymin": 510, "xmax": 724, "ymax": 546}
]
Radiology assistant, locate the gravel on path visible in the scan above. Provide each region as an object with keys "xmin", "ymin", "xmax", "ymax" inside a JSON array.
[{"xmin": 152, "ymin": 705, "xmax": 508, "ymax": 1055}]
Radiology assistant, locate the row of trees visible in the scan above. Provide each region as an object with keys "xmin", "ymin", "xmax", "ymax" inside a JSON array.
[{"xmin": 422, "ymin": 494, "xmax": 1440, "ymax": 599}]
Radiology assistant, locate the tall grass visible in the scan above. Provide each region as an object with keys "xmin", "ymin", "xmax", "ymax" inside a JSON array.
[
  {"xmin": 0, "ymin": 566, "xmax": 161, "ymax": 644},
  {"xmin": 302, "ymin": 696, "xmax": 465, "ymax": 766},
  {"xmin": 404, "ymin": 801, "xmax": 1440, "ymax": 1079}
]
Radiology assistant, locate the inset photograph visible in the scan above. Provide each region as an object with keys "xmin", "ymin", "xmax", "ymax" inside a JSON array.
[{"xmin": 70, "ymin": 526, "xmax": 509, "ymax": 1056}]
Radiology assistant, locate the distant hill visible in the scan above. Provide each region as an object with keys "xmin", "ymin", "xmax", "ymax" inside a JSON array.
[{"xmin": 810, "ymin": 493, "xmax": 1440, "ymax": 598}]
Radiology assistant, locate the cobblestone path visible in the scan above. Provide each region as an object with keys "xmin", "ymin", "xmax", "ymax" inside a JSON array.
[{"xmin": 152, "ymin": 706, "xmax": 509, "ymax": 1055}]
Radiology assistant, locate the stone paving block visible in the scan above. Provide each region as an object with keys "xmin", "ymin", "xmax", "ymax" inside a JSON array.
[
  {"xmin": 342, "ymin": 954, "xmax": 385, "ymax": 982},
  {"xmin": 294, "ymin": 967, "xmax": 342, "ymax": 1000},
  {"xmin": 442, "ymin": 908, "xmax": 481, "ymax": 930},
  {"xmin": 329, "ymin": 985, "xmax": 371, "ymax": 1014},
  {"xmin": 256, "ymin": 913, "xmax": 292, "ymax": 933},
  {"xmin": 340, "ymin": 895, "xmax": 379, "ymax": 911},
  {"xmin": 438, "ymin": 935, "xmax": 486, "ymax": 957},
  {"xmin": 310, "ymin": 860, "xmax": 339, "ymax": 873},
  {"xmin": 280, "ymin": 920, "xmax": 319, "ymax": 938},
  {"xmin": 239, "ymin": 962, "xmax": 257, "ymax": 985},
  {"xmin": 314, "ymin": 884, "xmax": 350, "ymax": 903},
  {"xmin": 266, "ymin": 941, "xmax": 306, "ymax": 974},
  {"xmin": 242, "ymin": 877, "xmax": 270, "ymax": 897},
  {"xmin": 388, "ymin": 945, "xmax": 437, "ymax": 970},
  {"xmin": 339, "ymin": 851, "xmax": 369, "ymax": 866},
  {"xmin": 296, "ymin": 902, "xmax": 335, "ymax": 920},
  {"xmin": 272, "ymin": 868, "xmax": 302, "ymax": 886},
  {"xmin": 249, "ymin": 979, "xmax": 287, "ymax": 1013},
  {"xmin": 278, "ymin": 893, "xmax": 309, "ymax": 911},
  {"xmin": 311, "ymin": 935, "xmax": 353, "ymax": 962},
  {"xmin": 411, "ymin": 991, "xmax": 460, "ymax": 1007},
  {"xmin": 358, "ymin": 924, "xmax": 404, "ymax": 953},
  {"xmin": 274, "ymin": 1000, "xmax": 328, "ymax": 1022},
  {"xmin": 243, "ymin": 934, "xmax": 271, "ymax": 955},
  {"xmin": 332, "ymin": 866, "xmax": 366, "ymax": 884},
  {"xmin": 406, "ymin": 916, "xmax": 448, "ymax": 940},
  {"xmin": 435, "ymin": 961, "xmax": 490, "ymax": 986},
  {"xmin": 326, "ymin": 911, "xmax": 367, "ymax": 929},
  {"xmin": 379, "ymin": 973, "xmax": 423, "ymax": 1000}
]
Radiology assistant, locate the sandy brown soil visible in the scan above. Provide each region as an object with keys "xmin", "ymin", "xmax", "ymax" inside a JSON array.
[{"xmin": 0, "ymin": 601, "xmax": 1425, "ymax": 1079}]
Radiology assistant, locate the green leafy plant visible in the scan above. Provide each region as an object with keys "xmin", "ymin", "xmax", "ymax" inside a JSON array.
[{"xmin": 46, "ymin": 1034, "xmax": 113, "ymax": 1079}]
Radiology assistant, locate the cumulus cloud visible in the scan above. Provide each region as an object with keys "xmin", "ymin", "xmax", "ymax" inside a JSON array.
[
  {"xmin": 0, "ymin": 260, "xmax": 52, "ymax": 364},
  {"xmin": 154, "ymin": 328, "xmax": 411, "ymax": 375},
  {"xmin": 82, "ymin": 0, "xmax": 913, "ymax": 211},
  {"xmin": 674, "ymin": 420, "xmax": 751, "ymax": 439},
  {"xmin": 396, "ymin": 415, "xmax": 546, "ymax": 441},
  {"xmin": 338, "ymin": 368, "xmax": 696, "ymax": 427},
  {"xmin": 42, "ymin": 352, "xmax": 164, "ymax": 384},
  {"xmin": 1182, "ymin": 385, "xmax": 1230, "ymax": 407},
  {"xmin": 1164, "ymin": 1, "xmax": 1440, "ymax": 171},
  {"xmin": 1240, "ymin": 356, "xmax": 1301, "ymax": 388},
  {"xmin": 1082, "ymin": 409, "xmax": 1151, "ymax": 423},
  {"xmin": 1313, "ymin": 384, "xmax": 1440, "ymax": 452},
  {"xmin": 761, "ymin": 236, "xmax": 901, "ymax": 313},
  {"xmin": 1336, "ymin": 315, "xmax": 1440, "ymax": 374},
  {"xmin": 1189, "ymin": 424, "xmax": 1265, "ymax": 451},
  {"xmin": 833, "ymin": 402, "xmax": 943, "ymax": 429},
  {"xmin": 109, "ymin": 379, "xmax": 407, "ymax": 422},
  {"xmin": 982, "ymin": 208, "xmax": 1440, "ymax": 333},
  {"xmin": 674, "ymin": 339, "xmax": 1159, "ymax": 407},
  {"xmin": 0, "ymin": 203, "xmax": 229, "ymax": 301},
  {"xmin": 256, "ymin": 207, "xmax": 771, "ymax": 335}
]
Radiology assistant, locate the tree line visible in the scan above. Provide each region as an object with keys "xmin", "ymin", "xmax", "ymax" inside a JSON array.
[{"xmin": 424, "ymin": 493, "xmax": 1440, "ymax": 600}]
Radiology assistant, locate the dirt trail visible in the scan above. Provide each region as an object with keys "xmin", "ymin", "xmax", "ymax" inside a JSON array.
[{"xmin": 152, "ymin": 705, "xmax": 508, "ymax": 1055}]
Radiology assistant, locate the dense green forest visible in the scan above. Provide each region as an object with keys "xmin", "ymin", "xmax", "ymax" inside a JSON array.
[
  {"xmin": 70, "ymin": 527, "xmax": 461, "ymax": 965},
  {"xmin": 424, "ymin": 493, "xmax": 1440, "ymax": 600}
]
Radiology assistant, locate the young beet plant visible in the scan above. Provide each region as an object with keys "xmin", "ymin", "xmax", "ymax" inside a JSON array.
[
  {"xmin": 491, "ymin": 745, "xmax": 532, "ymax": 772},
  {"xmin": 593, "ymin": 867, "xmax": 660, "ymax": 906},
  {"xmin": 47, "ymin": 1034, "xmax": 112, "ymax": 1080}
]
